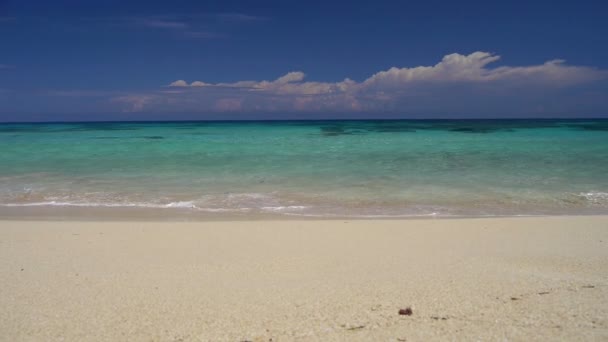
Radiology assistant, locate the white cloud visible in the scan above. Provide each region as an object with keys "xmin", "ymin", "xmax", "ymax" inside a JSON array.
[
  {"xmin": 486, "ymin": 59, "xmax": 606, "ymax": 84},
  {"xmin": 362, "ymin": 52, "xmax": 607, "ymax": 87},
  {"xmin": 122, "ymin": 51, "xmax": 608, "ymax": 113},
  {"xmin": 169, "ymin": 71, "xmax": 355, "ymax": 95},
  {"xmin": 274, "ymin": 71, "xmax": 305, "ymax": 84},
  {"xmin": 169, "ymin": 80, "xmax": 189, "ymax": 87},
  {"xmin": 190, "ymin": 81, "xmax": 209, "ymax": 87},
  {"xmin": 168, "ymin": 52, "xmax": 607, "ymax": 93},
  {"xmin": 169, "ymin": 80, "xmax": 211, "ymax": 87}
]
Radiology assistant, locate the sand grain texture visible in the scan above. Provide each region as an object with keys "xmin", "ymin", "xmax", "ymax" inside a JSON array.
[{"xmin": 1, "ymin": 217, "xmax": 607, "ymax": 341}]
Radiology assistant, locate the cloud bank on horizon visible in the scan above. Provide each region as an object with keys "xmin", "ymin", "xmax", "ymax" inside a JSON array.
[{"xmin": 110, "ymin": 51, "xmax": 608, "ymax": 115}]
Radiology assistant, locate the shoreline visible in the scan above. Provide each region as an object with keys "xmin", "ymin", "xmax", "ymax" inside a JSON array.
[
  {"xmin": 1, "ymin": 216, "xmax": 607, "ymax": 340},
  {"xmin": 2, "ymin": 205, "xmax": 608, "ymax": 222}
]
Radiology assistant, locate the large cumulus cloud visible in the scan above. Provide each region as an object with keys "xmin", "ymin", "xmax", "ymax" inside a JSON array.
[{"xmin": 113, "ymin": 51, "xmax": 608, "ymax": 115}]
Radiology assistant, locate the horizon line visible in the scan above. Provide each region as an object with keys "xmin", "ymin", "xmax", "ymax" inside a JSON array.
[{"xmin": 1, "ymin": 117, "xmax": 608, "ymax": 125}]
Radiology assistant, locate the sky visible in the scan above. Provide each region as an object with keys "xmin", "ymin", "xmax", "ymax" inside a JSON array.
[{"xmin": 1, "ymin": 0, "xmax": 608, "ymax": 121}]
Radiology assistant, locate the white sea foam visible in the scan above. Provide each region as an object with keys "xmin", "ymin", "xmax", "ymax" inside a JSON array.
[
  {"xmin": 0, "ymin": 201, "xmax": 172, "ymax": 208},
  {"xmin": 3, "ymin": 190, "xmax": 608, "ymax": 217},
  {"xmin": 0, "ymin": 200, "xmax": 251, "ymax": 213},
  {"xmin": 579, "ymin": 192, "xmax": 608, "ymax": 205},
  {"xmin": 163, "ymin": 201, "xmax": 197, "ymax": 209},
  {"xmin": 261, "ymin": 205, "xmax": 307, "ymax": 212},
  {"xmin": 1, "ymin": 201, "xmax": 76, "ymax": 207}
]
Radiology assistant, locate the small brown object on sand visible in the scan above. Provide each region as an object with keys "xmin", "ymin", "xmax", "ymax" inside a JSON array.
[
  {"xmin": 346, "ymin": 325, "xmax": 365, "ymax": 331},
  {"xmin": 399, "ymin": 307, "xmax": 413, "ymax": 316}
]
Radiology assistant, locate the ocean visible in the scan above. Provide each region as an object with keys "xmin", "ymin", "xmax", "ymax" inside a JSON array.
[{"xmin": 1, "ymin": 119, "xmax": 607, "ymax": 219}]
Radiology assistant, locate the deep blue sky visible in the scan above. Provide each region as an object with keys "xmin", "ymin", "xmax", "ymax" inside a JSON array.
[{"xmin": 1, "ymin": 0, "xmax": 607, "ymax": 121}]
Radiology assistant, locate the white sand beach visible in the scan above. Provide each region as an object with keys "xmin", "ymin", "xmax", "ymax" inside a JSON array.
[{"xmin": 1, "ymin": 216, "xmax": 607, "ymax": 341}]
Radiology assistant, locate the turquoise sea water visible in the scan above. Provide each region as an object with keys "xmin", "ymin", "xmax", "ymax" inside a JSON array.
[{"xmin": 1, "ymin": 119, "xmax": 608, "ymax": 218}]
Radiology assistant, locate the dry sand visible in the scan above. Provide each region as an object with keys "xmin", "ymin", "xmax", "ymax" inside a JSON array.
[{"xmin": 1, "ymin": 216, "xmax": 607, "ymax": 341}]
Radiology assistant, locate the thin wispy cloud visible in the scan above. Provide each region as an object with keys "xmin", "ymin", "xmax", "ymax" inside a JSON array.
[
  {"xmin": 214, "ymin": 13, "xmax": 267, "ymax": 22},
  {"xmin": 84, "ymin": 15, "xmax": 188, "ymax": 30},
  {"xmin": 80, "ymin": 12, "xmax": 264, "ymax": 39},
  {"xmin": 0, "ymin": 13, "xmax": 264, "ymax": 43},
  {"xmin": 136, "ymin": 18, "xmax": 188, "ymax": 29}
]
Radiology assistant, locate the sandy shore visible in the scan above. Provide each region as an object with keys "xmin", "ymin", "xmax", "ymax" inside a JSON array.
[{"xmin": 1, "ymin": 217, "xmax": 607, "ymax": 341}]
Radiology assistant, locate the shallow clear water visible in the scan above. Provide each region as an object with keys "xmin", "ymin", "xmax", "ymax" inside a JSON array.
[{"xmin": 1, "ymin": 119, "xmax": 608, "ymax": 218}]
